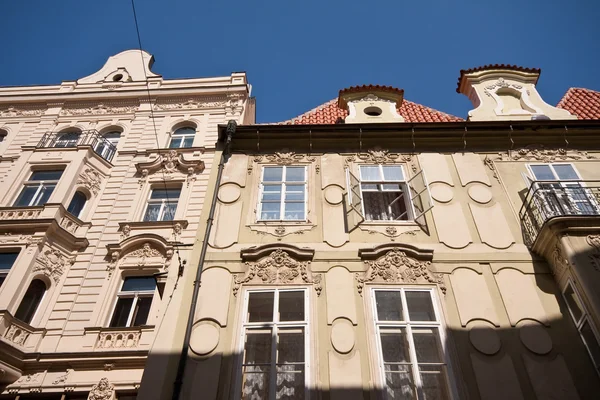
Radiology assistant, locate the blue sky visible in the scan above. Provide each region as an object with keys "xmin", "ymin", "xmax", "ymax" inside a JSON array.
[{"xmin": 3, "ymin": 0, "xmax": 599, "ymax": 123}]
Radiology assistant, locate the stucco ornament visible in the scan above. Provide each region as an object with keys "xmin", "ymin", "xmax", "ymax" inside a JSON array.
[
  {"xmin": 136, "ymin": 150, "xmax": 205, "ymax": 187},
  {"xmin": 77, "ymin": 168, "xmax": 103, "ymax": 195},
  {"xmin": 125, "ymin": 243, "xmax": 166, "ymax": 267},
  {"xmin": 551, "ymin": 245, "xmax": 570, "ymax": 277},
  {"xmin": 33, "ymin": 249, "xmax": 73, "ymax": 283},
  {"xmin": 253, "ymin": 152, "xmax": 316, "ymax": 165},
  {"xmin": 88, "ymin": 377, "xmax": 115, "ymax": 400},
  {"xmin": 495, "ymin": 145, "xmax": 596, "ymax": 162},
  {"xmin": 345, "ymin": 149, "xmax": 417, "ymax": 172},
  {"xmin": 483, "ymin": 78, "xmax": 522, "ymax": 97},
  {"xmin": 60, "ymin": 103, "xmax": 137, "ymax": 116},
  {"xmin": 233, "ymin": 249, "xmax": 322, "ymax": 296},
  {"xmin": 356, "ymin": 248, "xmax": 445, "ymax": 295},
  {"xmin": 0, "ymin": 105, "xmax": 45, "ymax": 117},
  {"xmin": 586, "ymin": 235, "xmax": 600, "ymax": 272},
  {"xmin": 153, "ymin": 97, "xmax": 228, "ymax": 111}
]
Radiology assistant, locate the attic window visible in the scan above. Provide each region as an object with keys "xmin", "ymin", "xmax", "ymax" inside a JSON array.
[
  {"xmin": 365, "ymin": 106, "xmax": 382, "ymax": 117},
  {"xmin": 113, "ymin": 74, "xmax": 124, "ymax": 82}
]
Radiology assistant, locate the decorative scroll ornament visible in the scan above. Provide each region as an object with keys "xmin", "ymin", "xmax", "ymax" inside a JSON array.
[
  {"xmin": 587, "ymin": 235, "xmax": 600, "ymax": 272},
  {"xmin": 253, "ymin": 152, "xmax": 317, "ymax": 166},
  {"xmin": 0, "ymin": 106, "xmax": 45, "ymax": 117},
  {"xmin": 33, "ymin": 249, "xmax": 73, "ymax": 283},
  {"xmin": 88, "ymin": 377, "xmax": 115, "ymax": 400},
  {"xmin": 233, "ymin": 249, "xmax": 322, "ymax": 296},
  {"xmin": 60, "ymin": 103, "xmax": 138, "ymax": 116},
  {"xmin": 153, "ymin": 97, "xmax": 228, "ymax": 111},
  {"xmin": 77, "ymin": 168, "xmax": 103, "ymax": 195},
  {"xmin": 483, "ymin": 155, "xmax": 501, "ymax": 183},
  {"xmin": 345, "ymin": 149, "xmax": 416, "ymax": 172},
  {"xmin": 355, "ymin": 248, "xmax": 445, "ymax": 295},
  {"xmin": 136, "ymin": 150, "xmax": 205, "ymax": 187},
  {"xmin": 124, "ymin": 242, "xmax": 169, "ymax": 268},
  {"xmin": 551, "ymin": 245, "xmax": 570, "ymax": 277},
  {"xmin": 495, "ymin": 145, "xmax": 596, "ymax": 162},
  {"xmin": 483, "ymin": 78, "xmax": 523, "ymax": 97}
]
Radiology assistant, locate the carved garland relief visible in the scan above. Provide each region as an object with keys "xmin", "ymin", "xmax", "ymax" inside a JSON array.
[
  {"xmin": 233, "ymin": 249, "xmax": 322, "ymax": 296},
  {"xmin": 345, "ymin": 149, "xmax": 417, "ymax": 173},
  {"xmin": 77, "ymin": 168, "xmax": 104, "ymax": 195},
  {"xmin": 107, "ymin": 242, "xmax": 172, "ymax": 276},
  {"xmin": 492, "ymin": 145, "xmax": 597, "ymax": 162},
  {"xmin": 355, "ymin": 248, "xmax": 445, "ymax": 295},
  {"xmin": 33, "ymin": 248, "xmax": 74, "ymax": 283},
  {"xmin": 137, "ymin": 150, "xmax": 205, "ymax": 187},
  {"xmin": 60, "ymin": 103, "xmax": 138, "ymax": 116}
]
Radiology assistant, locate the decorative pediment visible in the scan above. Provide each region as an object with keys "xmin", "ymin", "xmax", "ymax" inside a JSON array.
[
  {"xmin": 33, "ymin": 247, "xmax": 74, "ymax": 284},
  {"xmin": 345, "ymin": 149, "xmax": 416, "ymax": 172},
  {"xmin": 136, "ymin": 150, "xmax": 205, "ymax": 186},
  {"xmin": 106, "ymin": 234, "xmax": 174, "ymax": 276},
  {"xmin": 234, "ymin": 247, "xmax": 321, "ymax": 296},
  {"xmin": 495, "ymin": 145, "xmax": 596, "ymax": 162},
  {"xmin": 356, "ymin": 247, "xmax": 444, "ymax": 295}
]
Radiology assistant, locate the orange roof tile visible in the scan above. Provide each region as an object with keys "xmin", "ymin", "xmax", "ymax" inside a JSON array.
[
  {"xmin": 557, "ymin": 87, "xmax": 600, "ymax": 120},
  {"xmin": 282, "ymin": 97, "xmax": 463, "ymax": 125}
]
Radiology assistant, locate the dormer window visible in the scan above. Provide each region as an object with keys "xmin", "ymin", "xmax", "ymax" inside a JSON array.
[{"xmin": 338, "ymin": 86, "xmax": 405, "ymax": 124}]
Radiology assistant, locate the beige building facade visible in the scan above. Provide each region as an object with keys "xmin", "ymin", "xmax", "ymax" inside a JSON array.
[
  {"xmin": 172, "ymin": 67, "xmax": 600, "ymax": 399},
  {"xmin": 0, "ymin": 50, "xmax": 253, "ymax": 399}
]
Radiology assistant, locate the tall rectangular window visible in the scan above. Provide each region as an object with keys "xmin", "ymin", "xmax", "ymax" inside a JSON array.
[
  {"xmin": 360, "ymin": 165, "xmax": 411, "ymax": 221},
  {"xmin": 109, "ymin": 277, "xmax": 156, "ymax": 327},
  {"xmin": 371, "ymin": 288, "xmax": 451, "ymax": 399},
  {"xmin": 563, "ymin": 281, "xmax": 600, "ymax": 374},
  {"xmin": 0, "ymin": 252, "xmax": 19, "ymax": 288},
  {"xmin": 14, "ymin": 170, "xmax": 63, "ymax": 207},
  {"xmin": 238, "ymin": 288, "xmax": 309, "ymax": 399},
  {"xmin": 143, "ymin": 187, "xmax": 180, "ymax": 222},
  {"xmin": 258, "ymin": 166, "xmax": 307, "ymax": 221}
]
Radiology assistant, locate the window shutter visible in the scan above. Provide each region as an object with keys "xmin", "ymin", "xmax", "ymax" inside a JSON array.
[
  {"xmin": 345, "ymin": 168, "xmax": 364, "ymax": 232},
  {"xmin": 407, "ymin": 169, "xmax": 433, "ymax": 227}
]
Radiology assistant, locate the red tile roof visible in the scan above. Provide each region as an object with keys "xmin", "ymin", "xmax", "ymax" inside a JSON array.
[
  {"xmin": 557, "ymin": 87, "xmax": 600, "ymax": 120},
  {"xmin": 282, "ymin": 97, "xmax": 464, "ymax": 125},
  {"xmin": 456, "ymin": 64, "xmax": 541, "ymax": 93}
]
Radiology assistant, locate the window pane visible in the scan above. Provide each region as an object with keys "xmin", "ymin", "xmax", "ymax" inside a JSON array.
[
  {"xmin": 262, "ymin": 185, "xmax": 282, "ymax": 201},
  {"xmin": 29, "ymin": 170, "xmax": 63, "ymax": 181},
  {"xmin": 530, "ymin": 165, "xmax": 555, "ymax": 180},
  {"xmin": 132, "ymin": 296, "xmax": 153, "ymax": 326},
  {"xmin": 581, "ymin": 320, "xmax": 600, "ymax": 368},
  {"xmin": 15, "ymin": 279, "xmax": 47, "ymax": 324},
  {"xmin": 279, "ymin": 291, "xmax": 304, "ymax": 322},
  {"xmin": 0, "ymin": 253, "xmax": 19, "ymax": 270},
  {"xmin": 14, "ymin": 186, "xmax": 38, "ymax": 206},
  {"xmin": 150, "ymin": 188, "xmax": 181, "ymax": 199},
  {"xmin": 412, "ymin": 327, "xmax": 443, "ymax": 363},
  {"xmin": 382, "ymin": 166, "xmax": 404, "ymax": 181},
  {"xmin": 0, "ymin": 276, "xmax": 5, "ymax": 288},
  {"xmin": 284, "ymin": 203, "xmax": 305, "ymax": 220},
  {"xmin": 361, "ymin": 183, "xmax": 379, "ymax": 191},
  {"xmin": 564, "ymin": 284, "xmax": 584, "ymax": 323},
  {"xmin": 363, "ymin": 191, "xmax": 408, "ymax": 221},
  {"xmin": 144, "ymin": 204, "xmax": 161, "ymax": 222},
  {"xmin": 109, "ymin": 297, "xmax": 134, "ymax": 327},
  {"xmin": 277, "ymin": 328, "xmax": 305, "ymax": 363},
  {"xmin": 285, "ymin": 185, "xmax": 305, "ymax": 201},
  {"xmin": 384, "ymin": 364, "xmax": 415, "ymax": 400},
  {"xmin": 263, "ymin": 167, "xmax": 283, "ymax": 182},
  {"xmin": 36, "ymin": 184, "xmax": 56, "ymax": 205},
  {"xmin": 276, "ymin": 364, "xmax": 304, "ymax": 400},
  {"xmin": 405, "ymin": 291, "xmax": 436, "ymax": 321},
  {"xmin": 242, "ymin": 365, "xmax": 270, "ymax": 400},
  {"xmin": 174, "ymin": 127, "xmax": 195, "ymax": 136},
  {"xmin": 420, "ymin": 365, "xmax": 449, "ymax": 400},
  {"xmin": 260, "ymin": 202, "xmax": 280, "ymax": 220},
  {"xmin": 67, "ymin": 191, "xmax": 87, "ymax": 217},
  {"xmin": 244, "ymin": 330, "xmax": 272, "ymax": 364},
  {"xmin": 375, "ymin": 291, "xmax": 404, "ymax": 321},
  {"xmin": 360, "ymin": 166, "xmax": 381, "ymax": 181},
  {"xmin": 248, "ymin": 292, "xmax": 274, "ymax": 322},
  {"xmin": 380, "ymin": 329, "xmax": 411, "ymax": 363},
  {"xmin": 162, "ymin": 203, "xmax": 177, "ymax": 221},
  {"xmin": 382, "ymin": 183, "xmax": 403, "ymax": 191},
  {"xmin": 168, "ymin": 138, "xmax": 181, "ymax": 148},
  {"xmin": 285, "ymin": 167, "xmax": 305, "ymax": 182},
  {"xmin": 554, "ymin": 164, "xmax": 579, "ymax": 180},
  {"xmin": 122, "ymin": 277, "xmax": 157, "ymax": 292},
  {"xmin": 182, "ymin": 136, "xmax": 194, "ymax": 148}
]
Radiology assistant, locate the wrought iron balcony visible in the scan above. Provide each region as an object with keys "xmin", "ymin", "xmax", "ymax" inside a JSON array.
[
  {"xmin": 519, "ymin": 181, "xmax": 600, "ymax": 247},
  {"xmin": 37, "ymin": 130, "xmax": 117, "ymax": 162}
]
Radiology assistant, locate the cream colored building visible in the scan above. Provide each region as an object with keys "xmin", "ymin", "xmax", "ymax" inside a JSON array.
[
  {"xmin": 171, "ymin": 66, "xmax": 600, "ymax": 399},
  {"xmin": 0, "ymin": 50, "xmax": 253, "ymax": 399}
]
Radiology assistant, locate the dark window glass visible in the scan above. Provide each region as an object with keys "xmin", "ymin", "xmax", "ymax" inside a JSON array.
[
  {"xmin": 109, "ymin": 297, "xmax": 134, "ymax": 327},
  {"xmin": 67, "ymin": 191, "xmax": 87, "ymax": 217},
  {"xmin": 15, "ymin": 279, "xmax": 47, "ymax": 324},
  {"xmin": 122, "ymin": 277, "xmax": 156, "ymax": 292},
  {"xmin": 0, "ymin": 252, "xmax": 19, "ymax": 270},
  {"xmin": 132, "ymin": 296, "xmax": 153, "ymax": 326},
  {"xmin": 30, "ymin": 170, "xmax": 63, "ymax": 181}
]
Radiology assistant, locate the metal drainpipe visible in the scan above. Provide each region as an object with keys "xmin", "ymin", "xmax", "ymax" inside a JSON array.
[{"xmin": 171, "ymin": 120, "xmax": 237, "ymax": 400}]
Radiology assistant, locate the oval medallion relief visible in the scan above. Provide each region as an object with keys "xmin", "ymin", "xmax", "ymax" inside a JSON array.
[
  {"xmin": 218, "ymin": 183, "xmax": 241, "ymax": 204},
  {"xmin": 189, "ymin": 323, "xmax": 220, "ymax": 356},
  {"xmin": 330, "ymin": 318, "xmax": 355, "ymax": 354},
  {"xmin": 429, "ymin": 183, "xmax": 453, "ymax": 203}
]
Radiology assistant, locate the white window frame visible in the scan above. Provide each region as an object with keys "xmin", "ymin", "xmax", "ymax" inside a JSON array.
[
  {"xmin": 14, "ymin": 170, "xmax": 63, "ymax": 207},
  {"xmin": 0, "ymin": 252, "xmax": 20, "ymax": 288},
  {"xmin": 168, "ymin": 127, "xmax": 196, "ymax": 149},
  {"xmin": 369, "ymin": 287, "xmax": 454, "ymax": 399},
  {"xmin": 234, "ymin": 287, "xmax": 311, "ymax": 400},
  {"xmin": 95, "ymin": 131, "xmax": 120, "ymax": 159},
  {"xmin": 257, "ymin": 165, "xmax": 308, "ymax": 222},
  {"xmin": 109, "ymin": 279, "xmax": 156, "ymax": 328},
  {"xmin": 359, "ymin": 164, "xmax": 415, "ymax": 222},
  {"xmin": 562, "ymin": 279, "xmax": 600, "ymax": 375},
  {"xmin": 143, "ymin": 187, "xmax": 181, "ymax": 222}
]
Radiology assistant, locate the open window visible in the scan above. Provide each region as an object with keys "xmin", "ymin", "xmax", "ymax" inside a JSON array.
[
  {"xmin": 109, "ymin": 277, "xmax": 157, "ymax": 327},
  {"xmin": 67, "ymin": 190, "xmax": 88, "ymax": 218},
  {"xmin": 15, "ymin": 279, "xmax": 47, "ymax": 324},
  {"xmin": 345, "ymin": 164, "xmax": 433, "ymax": 232},
  {"xmin": 14, "ymin": 169, "xmax": 64, "ymax": 207}
]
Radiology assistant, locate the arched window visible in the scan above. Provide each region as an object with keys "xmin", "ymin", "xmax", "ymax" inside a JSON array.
[
  {"xmin": 54, "ymin": 130, "xmax": 81, "ymax": 148},
  {"xmin": 95, "ymin": 131, "xmax": 121, "ymax": 159},
  {"xmin": 15, "ymin": 279, "xmax": 47, "ymax": 324},
  {"xmin": 67, "ymin": 190, "xmax": 88, "ymax": 218},
  {"xmin": 168, "ymin": 127, "xmax": 195, "ymax": 149},
  {"xmin": 0, "ymin": 129, "xmax": 7, "ymax": 143}
]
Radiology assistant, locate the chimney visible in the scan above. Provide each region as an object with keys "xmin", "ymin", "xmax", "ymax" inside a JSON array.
[{"xmin": 456, "ymin": 65, "xmax": 576, "ymax": 121}]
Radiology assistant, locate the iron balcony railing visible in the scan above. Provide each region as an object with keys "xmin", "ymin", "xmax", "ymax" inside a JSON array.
[
  {"xmin": 37, "ymin": 130, "xmax": 117, "ymax": 162},
  {"xmin": 519, "ymin": 180, "xmax": 600, "ymax": 246}
]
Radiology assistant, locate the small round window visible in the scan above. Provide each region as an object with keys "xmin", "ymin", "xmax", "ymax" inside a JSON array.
[
  {"xmin": 364, "ymin": 106, "xmax": 382, "ymax": 117},
  {"xmin": 113, "ymin": 74, "xmax": 123, "ymax": 82}
]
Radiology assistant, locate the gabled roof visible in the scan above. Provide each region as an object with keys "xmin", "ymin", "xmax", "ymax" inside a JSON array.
[
  {"xmin": 281, "ymin": 97, "xmax": 464, "ymax": 125},
  {"xmin": 557, "ymin": 87, "xmax": 600, "ymax": 120}
]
